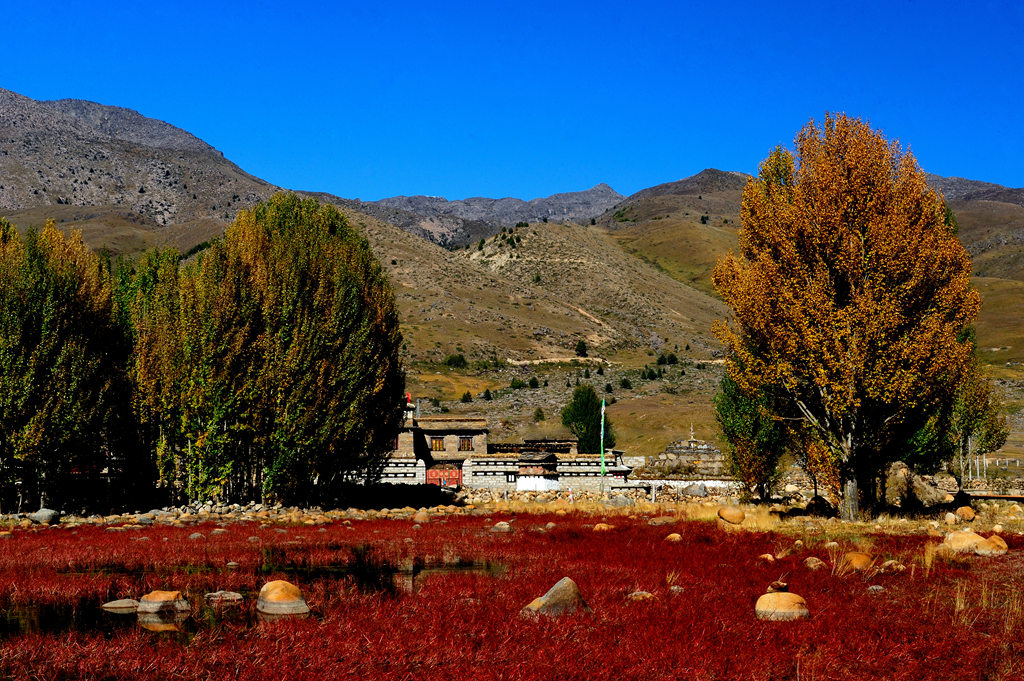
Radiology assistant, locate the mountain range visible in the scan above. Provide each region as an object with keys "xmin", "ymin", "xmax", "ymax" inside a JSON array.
[{"xmin": 3, "ymin": 88, "xmax": 1023, "ymax": 454}]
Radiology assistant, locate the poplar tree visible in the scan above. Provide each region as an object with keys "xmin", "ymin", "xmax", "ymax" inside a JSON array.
[
  {"xmin": 0, "ymin": 220, "xmax": 127, "ymax": 509},
  {"xmin": 136, "ymin": 193, "xmax": 405, "ymax": 504},
  {"xmin": 713, "ymin": 114, "xmax": 979, "ymax": 519}
]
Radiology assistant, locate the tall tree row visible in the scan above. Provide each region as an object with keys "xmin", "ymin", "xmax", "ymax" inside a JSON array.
[{"xmin": 0, "ymin": 193, "xmax": 405, "ymax": 511}]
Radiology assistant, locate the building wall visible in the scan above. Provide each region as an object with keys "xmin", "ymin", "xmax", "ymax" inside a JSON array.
[
  {"xmin": 380, "ymin": 458, "xmax": 426, "ymax": 484},
  {"xmin": 661, "ymin": 440, "xmax": 726, "ymax": 477},
  {"xmin": 422, "ymin": 432, "xmax": 486, "ymax": 460},
  {"xmin": 462, "ymin": 458, "xmax": 518, "ymax": 489},
  {"xmin": 517, "ymin": 476, "xmax": 561, "ymax": 492}
]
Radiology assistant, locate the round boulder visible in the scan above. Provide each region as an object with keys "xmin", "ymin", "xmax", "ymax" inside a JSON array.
[
  {"xmin": 804, "ymin": 556, "xmax": 827, "ymax": 571},
  {"xmin": 593, "ymin": 523, "xmax": 615, "ymax": 532},
  {"xmin": 717, "ymin": 506, "xmax": 745, "ymax": 529},
  {"xmin": 955, "ymin": 506, "xmax": 976, "ymax": 522},
  {"xmin": 664, "ymin": 533, "xmax": 682, "ymax": 542},
  {"xmin": 755, "ymin": 592, "xmax": 810, "ymax": 621},
  {"xmin": 137, "ymin": 590, "xmax": 190, "ymax": 614},
  {"xmin": 975, "ymin": 535, "xmax": 1008, "ymax": 557},
  {"xmin": 490, "ymin": 521, "xmax": 512, "ymax": 534},
  {"xmin": 257, "ymin": 580, "xmax": 309, "ymax": 616},
  {"xmin": 28, "ymin": 508, "xmax": 60, "ymax": 525},
  {"xmin": 943, "ymin": 530, "xmax": 987, "ymax": 554},
  {"xmin": 839, "ymin": 551, "xmax": 875, "ymax": 573}
]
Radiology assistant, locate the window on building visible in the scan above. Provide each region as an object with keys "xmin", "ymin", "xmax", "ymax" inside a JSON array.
[
  {"xmin": 431, "ymin": 436, "xmax": 445, "ymax": 452},
  {"xmin": 458, "ymin": 436, "xmax": 473, "ymax": 452}
]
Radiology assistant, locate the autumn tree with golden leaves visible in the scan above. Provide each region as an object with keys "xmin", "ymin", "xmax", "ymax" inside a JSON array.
[{"xmin": 713, "ymin": 114, "xmax": 979, "ymax": 519}]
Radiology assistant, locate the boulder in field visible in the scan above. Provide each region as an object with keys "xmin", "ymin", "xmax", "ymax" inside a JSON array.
[
  {"xmin": 955, "ymin": 506, "xmax": 976, "ymax": 522},
  {"xmin": 413, "ymin": 511, "xmax": 430, "ymax": 524},
  {"xmin": 28, "ymin": 508, "xmax": 60, "ymax": 525},
  {"xmin": 490, "ymin": 521, "xmax": 512, "ymax": 534},
  {"xmin": 717, "ymin": 506, "xmax": 745, "ymax": 529},
  {"xmin": 257, "ymin": 580, "xmax": 309, "ymax": 616},
  {"xmin": 204, "ymin": 591, "xmax": 244, "ymax": 606},
  {"xmin": 975, "ymin": 535, "xmax": 1008, "ymax": 557},
  {"xmin": 878, "ymin": 559, "xmax": 906, "ymax": 574},
  {"xmin": 593, "ymin": 523, "xmax": 615, "ymax": 532},
  {"xmin": 838, "ymin": 551, "xmax": 876, "ymax": 573},
  {"xmin": 608, "ymin": 494, "xmax": 634, "ymax": 508},
  {"xmin": 664, "ymin": 533, "xmax": 682, "ymax": 542},
  {"xmin": 804, "ymin": 556, "xmax": 827, "ymax": 571},
  {"xmin": 943, "ymin": 530, "xmax": 987, "ymax": 554},
  {"xmin": 100, "ymin": 599, "xmax": 139, "ymax": 613},
  {"xmin": 648, "ymin": 516, "xmax": 677, "ymax": 527},
  {"xmin": 626, "ymin": 590, "xmax": 656, "ymax": 602},
  {"xmin": 804, "ymin": 496, "xmax": 836, "ymax": 517},
  {"xmin": 521, "ymin": 577, "xmax": 591, "ymax": 617},
  {"xmin": 755, "ymin": 592, "xmax": 810, "ymax": 621},
  {"xmin": 137, "ymin": 590, "xmax": 190, "ymax": 614}
]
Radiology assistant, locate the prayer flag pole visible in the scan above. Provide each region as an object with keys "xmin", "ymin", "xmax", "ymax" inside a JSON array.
[{"xmin": 600, "ymin": 398, "xmax": 607, "ymax": 495}]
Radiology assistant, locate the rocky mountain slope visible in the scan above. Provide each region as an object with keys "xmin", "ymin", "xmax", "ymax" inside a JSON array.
[
  {"xmin": 374, "ymin": 183, "xmax": 623, "ymax": 233},
  {"xmin": 0, "ymin": 88, "xmax": 275, "ymax": 231}
]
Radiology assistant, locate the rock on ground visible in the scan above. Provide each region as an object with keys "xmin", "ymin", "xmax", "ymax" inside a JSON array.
[
  {"xmin": 257, "ymin": 580, "xmax": 309, "ymax": 615},
  {"xmin": 137, "ymin": 590, "xmax": 190, "ymax": 614},
  {"xmin": 755, "ymin": 592, "xmax": 810, "ymax": 621},
  {"xmin": 521, "ymin": 577, "xmax": 591, "ymax": 617}
]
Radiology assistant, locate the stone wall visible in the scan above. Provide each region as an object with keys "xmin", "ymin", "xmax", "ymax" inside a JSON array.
[
  {"xmin": 462, "ymin": 458, "xmax": 518, "ymax": 489},
  {"xmin": 661, "ymin": 440, "xmax": 726, "ymax": 477},
  {"xmin": 380, "ymin": 458, "xmax": 425, "ymax": 484}
]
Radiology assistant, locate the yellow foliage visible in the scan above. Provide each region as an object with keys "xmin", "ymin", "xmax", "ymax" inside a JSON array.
[{"xmin": 713, "ymin": 113, "xmax": 978, "ymax": 493}]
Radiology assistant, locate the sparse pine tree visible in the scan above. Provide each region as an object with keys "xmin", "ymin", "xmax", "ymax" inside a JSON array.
[{"xmin": 561, "ymin": 384, "xmax": 614, "ymax": 454}]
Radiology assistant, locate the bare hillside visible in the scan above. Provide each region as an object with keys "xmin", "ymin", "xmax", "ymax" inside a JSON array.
[{"xmin": 0, "ymin": 89, "xmax": 275, "ymax": 228}]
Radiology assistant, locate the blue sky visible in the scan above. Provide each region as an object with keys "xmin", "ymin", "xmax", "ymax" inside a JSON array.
[{"xmin": 3, "ymin": 0, "xmax": 1022, "ymax": 200}]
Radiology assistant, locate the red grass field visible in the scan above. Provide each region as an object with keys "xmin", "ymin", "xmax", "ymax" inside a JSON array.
[{"xmin": 1, "ymin": 512, "xmax": 1022, "ymax": 680}]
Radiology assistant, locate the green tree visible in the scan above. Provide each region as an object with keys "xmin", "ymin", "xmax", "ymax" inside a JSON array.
[
  {"xmin": 444, "ymin": 354, "xmax": 467, "ymax": 369},
  {"xmin": 713, "ymin": 114, "xmax": 979, "ymax": 519},
  {"xmin": 561, "ymin": 384, "xmax": 614, "ymax": 453},
  {"xmin": 0, "ymin": 220, "xmax": 130, "ymax": 509},
  {"xmin": 945, "ymin": 362, "xmax": 1008, "ymax": 485},
  {"xmin": 131, "ymin": 193, "xmax": 405, "ymax": 504},
  {"xmin": 714, "ymin": 374, "xmax": 786, "ymax": 500},
  {"xmin": 574, "ymin": 339, "xmax": 588, "ymax": 357},
  {"xmin": 117, "ymin": 247, "xmax": 185, "ymax": 495}
]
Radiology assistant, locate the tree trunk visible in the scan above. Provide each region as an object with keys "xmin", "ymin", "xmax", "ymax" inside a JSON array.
[{"xmin": 840, "ymin": 472, "xmax": 859, "ymax": 521}]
